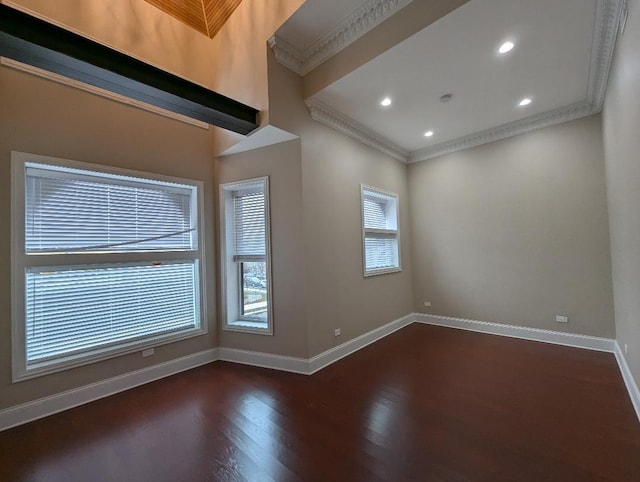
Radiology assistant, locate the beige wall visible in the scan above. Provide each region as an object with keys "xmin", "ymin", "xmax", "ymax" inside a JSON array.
[
  {"xmin": 268, "ymin": 52, "xmax": 414, "ymax": 358},
  {"xmin": 602, "ymin": 0, "xmax": 640, "ymax": 386},
  {"xmin": 1, "ymin": 0, "xmax": 306, "ymax": 414},
  {"xmin": 408, "ymin": 115, "xmax": 615, "ymax": 338},
  {"xmin": 215, "ymin": 140, "xmax": 309, "ymax": 358},
  {"xmin": 301, "ymin": 122, "xmax": 414, "ymax": 357},
  {"xmin": 215, "ymin": 50, "xmax": 414, "ymax": 359},
  {"xmin": 0, "ymin": 66, "xmax": 217, "ymax": 410}
]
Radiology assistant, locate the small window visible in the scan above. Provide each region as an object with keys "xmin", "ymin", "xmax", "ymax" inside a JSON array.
[
  {"xmin": 220, "ymin": 177, "xmax": 272, "ymax": 334},
  {"xmin": 361, "ymin": 185, "xmax": 401, "ymax": 276},
  {"xmin": 11, "ymin": 152, "xmax": 207, "ymax": 380}
]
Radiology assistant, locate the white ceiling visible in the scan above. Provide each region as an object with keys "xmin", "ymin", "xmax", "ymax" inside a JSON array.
[
  {"xmin": 312, "ymin": 0, "xmax": 596, "ymax": 151},
  {"xmin": 273, "ymin": 0, "xmax": 622, "ymax": 162}
]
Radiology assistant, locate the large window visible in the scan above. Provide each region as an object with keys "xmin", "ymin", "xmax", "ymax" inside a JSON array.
[
  {"xmin": 220, "ymin": 177, "xmax": 272, "ymax": 334},
  {"xmin": 361, "ymin": 185, "xmax": 401, "ymax": 276},
  {"xmin": 11, "ymin": 152, "xmax": 206, "ymax": 380}
]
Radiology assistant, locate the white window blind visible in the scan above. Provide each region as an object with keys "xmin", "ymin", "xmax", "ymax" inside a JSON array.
[
  {"xmin": 364, "ymin": 237, "xmax": 399, "ymax": 271},
  {"xmin": 26, "ymin": 262, "xmax": 198, "ymax": 363},
  {"xmin": 233, "ymin": 189, "xmax": 266, "ymax": 257},
  {"xmin": 363, "ymin": 196, "xmax": 389, "ymax": 230},
  {"xmin": 12, "ymin": 155, "xmax": 205, "ymax": 378},
  {"xmin": 361, "ymin": 186, "xmax": 400, "ymax": 275},
  {"xmin": 25, "ymin": 166, "xmax": 195, "ymax": 253}
]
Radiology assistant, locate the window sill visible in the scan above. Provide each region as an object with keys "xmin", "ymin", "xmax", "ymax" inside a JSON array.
[
  {"xmin": 13, "ymin": 326, "xmax": 207, "ymax": 383},
  {"xmin": 224, "ymin": 320, "xmax": 272, "ymax": 335},
  {"xmin": 364, "ymin": 266, "xmax": 402, "ymax": 277}
]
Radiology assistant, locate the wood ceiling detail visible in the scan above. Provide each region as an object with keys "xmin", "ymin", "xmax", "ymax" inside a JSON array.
[{"xmin": 144, "ymin": 0, "xmax": 243, "ymax": 38}]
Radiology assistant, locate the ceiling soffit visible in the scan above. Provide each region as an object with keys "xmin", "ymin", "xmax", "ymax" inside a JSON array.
[{"xmin": 144, "ymin": 0, "xmax": 243, "ymax": 38}]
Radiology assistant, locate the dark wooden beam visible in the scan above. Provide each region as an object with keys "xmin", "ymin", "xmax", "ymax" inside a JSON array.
[{"xmin": 0, "ymin": 4, "xmax": 259, "ymax": 134}]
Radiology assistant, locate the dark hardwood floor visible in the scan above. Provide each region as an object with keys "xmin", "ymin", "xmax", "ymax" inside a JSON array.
[{"xmin": 1, "ymin": 324, "xmax": 639, "ymax": 481}]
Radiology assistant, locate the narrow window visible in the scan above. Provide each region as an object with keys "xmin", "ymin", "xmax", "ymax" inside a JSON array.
[
  {"xmin": 11, "ymin": 152, "xmax": 206, "ymax": 380},
  {"xmin": 220, "ymin": 177, "xmax": 272, "ymax": 334},
  {"xmin": 361, "ymin": 185, "xmax": 401, "ymax": 276}
]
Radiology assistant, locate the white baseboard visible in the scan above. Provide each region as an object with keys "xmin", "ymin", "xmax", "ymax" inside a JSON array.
[
  {"xmin": 0, "ymin": 314, "xmax": 411, "ymax": 432},
  {"xmin": 415, "ymin": 313, "xmax": 616, "ymax": 352},
  {"xmin": 309, "ymin": 313, "xmax": 415, "ymax": 374},
  {"xmin": 415, "ymin": 313, "xmax": 640, "ymax": 422},
  {"xmin": 218, "ymin": 347, "xmax": 308, "ymax": 375},
  {"xmin": 0, "ymin": 348, "xmax": 218, "ymax": 432},
  {"xmin": 2, "ymin": 313, "xmax": 636, "ymax": 432},
  {"xmin": 218, "ymin": 313, "xmax": 415, "ymax": 376},
  {"xmin": 614, "ymin": 342, "xmax": 640, "ymax": 423}
]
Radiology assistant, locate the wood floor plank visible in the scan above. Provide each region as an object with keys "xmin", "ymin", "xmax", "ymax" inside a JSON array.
[{"xmin": 1, "ymin": 324, "xmax": 639, "ymax": 481}]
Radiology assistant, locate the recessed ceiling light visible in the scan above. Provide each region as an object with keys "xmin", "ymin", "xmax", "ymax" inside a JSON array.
[
  {"xmin": 380, "ymin": 97, "xmax": 392, "ymax": 107},
  {"xmin": 424, "ymin": 130, "xmax": 434, "ymax": 137},
  {"xmin": 519, "ymin": 97, "xmax": 532, "ymax": 107},
  {"xmin": 498, "ymin": 41, "xmax": 515, "ymax": 54}
]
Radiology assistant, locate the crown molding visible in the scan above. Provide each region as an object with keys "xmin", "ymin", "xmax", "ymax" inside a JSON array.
[
  {"xmin": 587, "ymin": 0, "xmax": 625, "ymax": 110},
  {"xmin": 267, "ymin": 35, "xmax": 305, "ymax": 75},
  {"xmin": 306, "ymin": 98, "xmax": 597, "ymax": 165},
  {"xmin": 409, "ymin": 101, "xmax": 596, "ymax": 163},
  {"xmin": 305, "ymin": 99, "xmax": 409, "ymax": 162},
  {"xmin": 270, "ymin": 0, "xmax": 413, "ymax": 76},
  {"xmin": 619, "ymin": 0, "xmax": 629, "ymax": 35}
]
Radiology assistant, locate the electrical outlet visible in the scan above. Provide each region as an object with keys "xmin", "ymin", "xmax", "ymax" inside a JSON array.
[
  {"xmin": 625, "ymin": 344, "xmax": 629, "ymax": 355},
  {"xmin": 424, "ymin": 301, "xmax": 431, "ymax": 307},
  {"xmin": 142, "ymin": 348, "xmax": 155, "ymax": 357},
  {"xmin": 555, "ymin": 315, "xmax": 569, "ymax": 323},
  {"xmin": 334, "ymin": 328, "xmax": 341, "ymax": 337}
]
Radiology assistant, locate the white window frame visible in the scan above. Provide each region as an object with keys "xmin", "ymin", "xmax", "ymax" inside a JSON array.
[
  {"xmin": 219, "ymin": 177, "xmax": 273, "ymax": 335},
  {"xmin": 361, "ymin": 184, "xmax": 402, "ymax": 277},
  {"xmin": 10, "ymin": 152, "xmax": 208, "ymax": 381}
]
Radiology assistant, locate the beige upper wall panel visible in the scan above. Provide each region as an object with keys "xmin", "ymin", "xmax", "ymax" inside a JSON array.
[
  {"xmin": 3, "ymin": 0, "xmax": 219, "ymax": 88},
  {"xmin": 408, "ymin": 114, "xmax": 615, "ymax": 338},
  {"xmin": 3, "ymin": 0, "xmax": 304, "ymax": 154}
]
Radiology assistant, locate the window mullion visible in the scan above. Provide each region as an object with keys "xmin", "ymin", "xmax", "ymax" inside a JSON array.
[
  {"xmin": 233, "ymin": 254, "xmax": 267, "ymax": 263},
  {"xmin": 23, "ymin": 250, "xmax": 200, "ymax": 268},
  {"xmin": 364, "ymin": 228, "xmax": 397, "ymax": 237}
]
